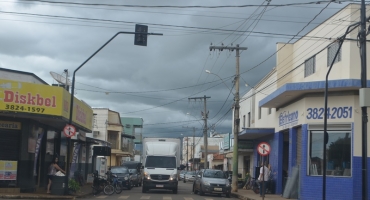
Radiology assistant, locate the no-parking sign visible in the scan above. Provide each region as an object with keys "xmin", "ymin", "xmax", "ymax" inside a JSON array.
[
  {"xmin": 63, "ymin": 124, "xmax": 76, "ymax": 138},
  {"xmin": 257, "ymin": 142, "xmax": 271, "ymax": 156}
]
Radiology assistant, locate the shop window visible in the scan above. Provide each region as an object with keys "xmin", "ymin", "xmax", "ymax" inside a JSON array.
[
  {"xmin": 243, "ymin": 115, "xmax": 246, "ymax": 128},
  {"xmin": 327, "ymin": 42, "xmax": 341, "ymax": 67},
  {"xmin": 46, "ymin": 130, "xmax": 56, "ymax": 155},
  {"xmin": 308, "ymin": 130, "xmax": 351, "ymax": 176},
  {"xmin": 304, "ymin": 56, "xmax": 316, "ymax": 77},
  {"xmin": 258, "ymin": 107, "xmax": 261, "ymax": 119}
]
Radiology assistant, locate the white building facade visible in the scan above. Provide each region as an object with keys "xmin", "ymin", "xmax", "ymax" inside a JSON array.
[
  {"xmin": 182, "ymin": 136, "xmax": 225, "ymax": 170},
  {"xmin": 238, "ymin": 4, "xmax": 370, "ymax": 199},
  {"xmin": 92, "ymin": 108, "xmax": 133, "ymax": 167}
]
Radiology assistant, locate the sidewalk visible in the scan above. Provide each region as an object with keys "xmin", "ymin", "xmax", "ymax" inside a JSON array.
[
  {"xmin": 0, "ymin": 183, "xmax": 93, "ymax": 199},
  {"xmin": 231, "ymin": 189, "xmax": 297, "ymax": 200}
]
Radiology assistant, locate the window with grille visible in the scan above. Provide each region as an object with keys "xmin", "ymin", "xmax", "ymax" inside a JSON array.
[
  {"xmin": 108, "ymin": 132, "xmax": 117, "ymax": 149},
  {"xmin": 327, "ymin": 42, "xmax": 341, "ymax": 67},
  {"xmin": 304, "ymin": 56, "xmax": 316, "ymax": 77}
]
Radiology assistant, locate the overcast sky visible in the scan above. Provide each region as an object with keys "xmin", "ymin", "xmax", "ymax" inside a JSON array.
[{"xmin": 0, "ymin": 0, "xmax": 357, "ymax": 138}]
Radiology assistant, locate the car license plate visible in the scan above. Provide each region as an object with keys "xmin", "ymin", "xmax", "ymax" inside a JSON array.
[
  {"xmin": 214, "ymin": 188, "xmax": 222, "ymax": 191},
  {"xmin": 156, "ymin": 185, "xmax": 164, "ymax": 188}
]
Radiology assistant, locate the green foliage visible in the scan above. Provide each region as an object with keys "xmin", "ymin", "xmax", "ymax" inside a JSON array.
[{"xmin": 68, "ymin": 179, "xmax": 80, "ymax": 192}]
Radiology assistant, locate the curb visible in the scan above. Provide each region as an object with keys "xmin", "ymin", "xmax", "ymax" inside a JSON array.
[
  {"xmin": 231, "ymin": 192, "xmax": 256, "ymax": 200},
  {"xmin": 0, "ymin": 194, "xmax": 75, "ymax": 199}
]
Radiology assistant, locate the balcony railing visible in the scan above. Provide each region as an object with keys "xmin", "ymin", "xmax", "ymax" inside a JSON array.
[{"xmin": 121, "ymin": 142, "xmax": 133, "ymax": 153}]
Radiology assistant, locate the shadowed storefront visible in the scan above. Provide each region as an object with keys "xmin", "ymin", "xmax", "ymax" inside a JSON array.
[{"xmin": 0, "ymin": 75, "xmax": 93, "ymax": 193}]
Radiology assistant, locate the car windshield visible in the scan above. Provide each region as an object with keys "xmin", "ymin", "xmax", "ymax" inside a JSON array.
[
  {"xmin": 187, "ymin": 171, "xmax": 196, "ymax": 175},
  {"xmin": 145, "ymin": 156, "xmax": 176, "ymax": 168},
  {"xmin": 203, "ymin": 170, "xmax": 226, "ymax": 179},
  {"xmin": 111, "ymin": 167, "xmax": 129, "ymax": 174},
  {"xmin": 129, "ymin": 169, "xmax": 137, "ymax": 173}
]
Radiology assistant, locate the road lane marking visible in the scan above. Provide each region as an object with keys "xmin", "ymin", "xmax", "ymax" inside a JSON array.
[
  {"xmin": 204, "ymin": 198, "xmax": 214, "ymax": 200},
  {"xmin": 95, "ymin": 196, "xmax": 107, "ymax": 199},
  {"xmin": 119, "ymin": 196, "xmax": 129, "ymax": 199},
  {"xmin": 140, "ymin": 196, "xmax": 150, "ymax": 199},
  {"xmin": 184, "ymin": 198, "xmax": 193, "ymax": 200},
  {"xmin": 163, "ymin": 197, "xmax": 172, "ymax": 200}
]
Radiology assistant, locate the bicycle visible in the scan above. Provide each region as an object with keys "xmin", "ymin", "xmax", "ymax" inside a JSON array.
[
  {"xmin": 242, "ymin": 177, "xmax": 252, "ymax": 190},
  {"xmin": 250, "ymin": 178, "xmax": 260, "ymax": 194},
  {"xmin": 92, "ymin": 171, "xmax": 109, "ymax": 196},
  {"xmin": 103, "ymin": 172, "xmax": 119, "ymax": 195},
  {"xmin": 111, "ymin": 174, "xmax": 123, "ymax": 194}
]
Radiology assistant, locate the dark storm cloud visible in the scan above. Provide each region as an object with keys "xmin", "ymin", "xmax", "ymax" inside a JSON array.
[{"xmin": 1, "ymin": 0, "xmax": 355, "ymax": 138}]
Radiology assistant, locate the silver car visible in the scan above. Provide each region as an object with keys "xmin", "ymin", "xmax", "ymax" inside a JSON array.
[
  {"xmin": 193, "ymin": 169, "xmax": 231, "ymax": 198},
  {"xmin": 184, "ymin": 171, "xmax": 197, "ymax": 182}
]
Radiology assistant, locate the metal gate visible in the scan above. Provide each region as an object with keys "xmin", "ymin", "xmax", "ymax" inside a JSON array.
[{"xmin": 0, "ymin": 130, "xmax": 20, "ymax": 160}]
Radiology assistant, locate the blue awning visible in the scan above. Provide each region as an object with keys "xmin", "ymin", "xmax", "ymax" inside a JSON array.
[
  {"xmin": 259, "ymin": 79, "xmax": 368, "ymax": 108},
  {"xmin": 239, "ymin": 128, "xmax": 275, "ymax": 139}
]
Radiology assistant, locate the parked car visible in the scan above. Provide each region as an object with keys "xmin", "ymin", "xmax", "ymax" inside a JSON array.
[
  {"xmin": 193, "ymin": 169, "xmax": 231, "ymax": 198},
  {"xmin": 180, "ymin": 170, "xmax": 187, "ymax": 180},
  {"xmin": 129, "ymin": 168, "xmax": 142, "ymax": 187},
  {"xmin": 122, "ymin": 161, "xmax": 143, "ymax": 187},
  {"xmin": 110, "ymin": 166, "xmax": 132, "ymax": 190},
  {"xmin": 184, "ymin": 171, "xmax": 197, "ymax": 182}
]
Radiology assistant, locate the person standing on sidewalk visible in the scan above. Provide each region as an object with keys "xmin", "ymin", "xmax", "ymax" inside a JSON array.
[
  {"xmin": 47, "ymin": 157, "xmax": 65, "ymax": 194},
  {"xmin": 258, "ymin": 162, "xmax": 269, "ymax": 197}
]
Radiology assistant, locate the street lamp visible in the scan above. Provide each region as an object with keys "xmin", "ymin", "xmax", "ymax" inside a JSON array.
[{"xmin": 205, "ymin": 70, "xmax": 232, "ymax": 92}]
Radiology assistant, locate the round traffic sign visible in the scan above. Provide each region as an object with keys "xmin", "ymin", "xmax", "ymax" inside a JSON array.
[
  {"xmin": 257, "ymin": 142, "xmax": 271, "ymax": 156},
  {"xmin": 63, "ymin": 124, "xmax": 76, "ymax": 138}
]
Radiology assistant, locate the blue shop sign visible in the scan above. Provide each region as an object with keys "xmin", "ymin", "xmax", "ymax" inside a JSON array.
[{"xmin": 279, "ymin": 110, "xmax": 298, "ymax": 127}]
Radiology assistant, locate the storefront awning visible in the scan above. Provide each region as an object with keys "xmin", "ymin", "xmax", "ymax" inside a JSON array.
[
  {"xmin": 239, "ymin": 128, "xmax": 274, "ymax": 139},
  {"xmin": 259, "ymin": 79, "xmax": 366, "ymax": 108}
]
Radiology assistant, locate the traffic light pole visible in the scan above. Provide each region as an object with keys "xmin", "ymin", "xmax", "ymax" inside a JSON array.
[{"xmin": 66, "ymin": 29, "xmax": 162, "ymax": 194}]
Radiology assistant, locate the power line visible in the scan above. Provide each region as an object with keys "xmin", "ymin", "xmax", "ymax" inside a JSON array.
[
  {"xmin": 16, "ymin": 1, "xmax": 340, "ymax": 8},
  {"xmin": 0, "ymin": 11, "xmax": 337, "ymax": 40}
]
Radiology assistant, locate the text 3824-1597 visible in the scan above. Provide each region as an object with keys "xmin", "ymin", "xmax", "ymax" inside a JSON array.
[{"xmin": 5, "ymin": 104, "xmax": 45, "ymax": 113}]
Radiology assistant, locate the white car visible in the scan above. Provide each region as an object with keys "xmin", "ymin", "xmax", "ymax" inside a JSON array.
[
  {"xmin": 180, "ymin": 170, "xmax": 187, "ymax": 180},
  {"xmin": 184, "ymin": 171, "xmax": 197, "ymax": 182}
]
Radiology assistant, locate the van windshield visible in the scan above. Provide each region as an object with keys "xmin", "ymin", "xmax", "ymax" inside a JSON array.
[{"xmin": 145, "ymin": 156, "xmax": 176, "ymax": 168}]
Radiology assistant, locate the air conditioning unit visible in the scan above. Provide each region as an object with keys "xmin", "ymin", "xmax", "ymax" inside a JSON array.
[{"xmin": 93, "ymin": 131, "xmax": 99, "ymax": 137}]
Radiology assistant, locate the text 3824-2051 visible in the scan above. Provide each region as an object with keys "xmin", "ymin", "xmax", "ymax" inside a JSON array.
[{"xmin": 306, "ymin": 106, "xmax": 352, "ymax": 120}]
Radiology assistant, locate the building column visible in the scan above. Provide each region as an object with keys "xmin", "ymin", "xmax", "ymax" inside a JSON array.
[
  {"xmin": 275, "ymin": 132, "xmax": 284, "ymax": 194},
  {"xmin": 289, "ymin": 128, "xmax": 297, "ymax": 176}
]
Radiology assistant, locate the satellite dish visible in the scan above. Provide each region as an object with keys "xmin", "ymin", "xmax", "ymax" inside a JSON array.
[{"xmin": 50, "ymin": 71, "xmax": 72, "ymax": 86}]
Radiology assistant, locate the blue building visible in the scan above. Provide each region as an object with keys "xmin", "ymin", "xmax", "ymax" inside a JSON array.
[{"xmin": 238, "ymin": 4, "xmax": 369, "ymax": 199}]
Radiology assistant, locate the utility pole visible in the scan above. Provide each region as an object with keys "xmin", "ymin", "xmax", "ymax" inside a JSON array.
[
  {"xmin": 360, "ymin": 1, "xmax": 368, "ymax": 199},
  {"xmin": 183, "ymin": 126, "xmax": 198, "ymax": 170},
  {"xmin": 188, "ymin": 96, "xmax": 210, "ymax": 169},
  {"xmin": 210, "ymin": 44, "xmax": 247, "ymax": 192},
  {"xmin": 186, "ymin": 137, "xmax": 189, "ymax": 171}
]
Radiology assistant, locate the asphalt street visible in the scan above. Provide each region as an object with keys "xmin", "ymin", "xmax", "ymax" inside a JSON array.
[{"xmin": 88, "ymin": 181, "xmax": 237, "ymax": 200}]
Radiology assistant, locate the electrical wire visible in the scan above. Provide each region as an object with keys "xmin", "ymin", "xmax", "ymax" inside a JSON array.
[{"xmin": 16, "ymin": 1, "xmax": 341, "ymax": 8}]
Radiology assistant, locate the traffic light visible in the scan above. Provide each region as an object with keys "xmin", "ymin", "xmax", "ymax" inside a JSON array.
[{"xmin": 134, "ymin": 24, "xmax": 148, "ymax": 46}]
